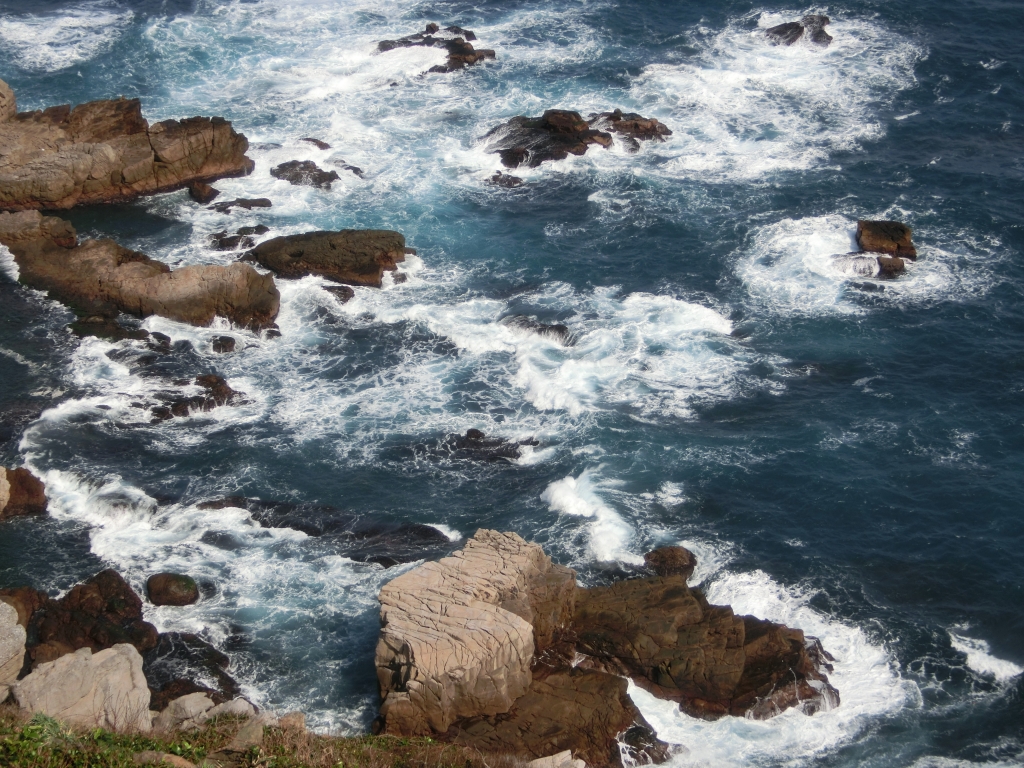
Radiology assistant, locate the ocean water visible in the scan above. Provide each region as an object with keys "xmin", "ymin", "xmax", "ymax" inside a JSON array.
[{"xmin": 1, "ymin": 0, "xmax": 1023, "ymax": 764}]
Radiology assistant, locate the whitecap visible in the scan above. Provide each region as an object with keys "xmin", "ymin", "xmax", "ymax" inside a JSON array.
[
  {"xmin": 0, "ymin": 3, "xmax": 132, "ymax": 73},
  {"xmin": 948, "ymin": 627, "xmax": 1024, "ymax": 683}
]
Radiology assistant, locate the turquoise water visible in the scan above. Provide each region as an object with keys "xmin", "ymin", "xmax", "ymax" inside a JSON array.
[{"xmin": 1, "ymin": 0, "xmax": 1022, "ymax": 764}]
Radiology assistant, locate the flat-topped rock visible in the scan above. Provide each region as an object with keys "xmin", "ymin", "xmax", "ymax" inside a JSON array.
[
  {"xmin": 0, "ymin": 466, "xmax": 47, "ymax": 521},
  {"xmin": 857, "ymin": 220, "xmax": 917, "ymax": 260},
  {"xmin": 0, "ymin": 80, "xmax": 253, "ymax": 211}
]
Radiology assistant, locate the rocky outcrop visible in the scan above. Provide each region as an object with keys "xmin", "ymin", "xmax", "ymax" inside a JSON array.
[
  {"xmin": 144, "ymin": 632, "xmax": 240, "ymax": 711},
  {"xmin": 150, "ymin": 374, "xmax": 243, "ymax": 422},
  {"xmin": 485, "ymin": 109, "xmax": 671, "ymax": 169},
  {"xmin": 0, "ymin": 601, "xmax": 26, "ymax": 691},
  {"xmin": 0, "ymin": 466, "xmax": 47, "ymax": 521},
  {"xmin": 766, "ymin": 15, "xmax": 832, "ymax": 46},
  {"xmin": 0, "ymin": 81, "xmax": 253, "ymax": 211},
  {"xmin": 643, "ymin": 546, "xmax": 696, "ymax": 580},
  {"xmin": 12, "ymin": 644, "xmax": 152, "ymax": 732},
  {"xmin": 856, "ymin": 220, "xmax": 917, "ymax": 260},
  {"xmin": 378, "ymin": 24, "xmax": 495, "ymax": 73},
  {"xmin": 242, "ymin": 229, "xmax": 407, "ymax": 288},
  {"xmin": 271, "ymin": 160, "xmax": 340, "ymax": 189},
  {"xmin": 0, "ymin": 211, "xmax": 280, "ymax": 331},
  {"xmin": 153, "ymin": 692, "xmax": 255, "ymax": 731},
  {"xmin": 147, "ymin": 574, "xmax": 199, "ymax": 607},
  {"xmin": 188, "ymin": 182, "xmax": 220, "ymax": 204}
]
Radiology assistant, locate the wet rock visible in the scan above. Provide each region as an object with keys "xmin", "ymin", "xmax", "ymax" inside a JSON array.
[
  {"xmin": 0, "ymin": 81, "xmax": 252, "ymax": 212},
  {"xmin": 0, "ymin": 211, "xmax": 280, "ymax": 331},
  {"xmin": 876, "ymin": 255, "xmax": 906, "ymax": 279},
  {"xmin": 150, "ymin": 374, "xmax": 243, "ymax": 422},
  {"xmin": 643, "ymin": 546, "xmax": 696, "ymax": 581},
  {"xmin": 188, "ymin": 182, "xmax": 220, "ymax": 204},
  {"xmin": 765, "ymin": 21, "xmax": 804, "ymax": 45},
  {"xmin": 0, "ymin": 466, "xmax": 47, "ymax": 521},
  {"xmin": 802, "ymin": 14, "xmax": 833, "ymax": 46},
  {"xmin": 209, "ymin": 197, "xmax": 272, "ymax": 213},
  {"xmin": 433, "ymin": 429, "xmax": 538, "ymax": 462},
  {"xmin": 143, "ymin": 631, "xmax": 240, "ymax": 707},
  {"xmin": 209, "ymin": 231, "xmax": 255, "ymax": 251},
  {"xmin": 378, "ymin": 24, "xmax": 495, "ymax": 74},
  {"xmin": 271, "ymin": 160, "xmax": 340, "ymax": 189},
  {"xmin": 338, "ymin": 161, "xmax": 365, "ymax": 177},
  {"xmin": 146, "ymin": 573, "xmax": 199, "ymax": 607},
  {"xmin": 488, "ymin": 170, "xmax": 523, "ymax": 188},
  {"xmin": 237, "ymin": 225, "xmax": 270, "ymax": 237},
  {"xmin": 765, "ymin": 15, "xmax": 831, "ymax": 47},
  {"xmin": 26, "ymin": 569, "xmax": 159, "ymax": 668},
  {"xmin": 485, "ymin": 109, "xmax": 669, "ymax": 169},
  {"xmin": 242, "ymin": 229, "xmax": 407, "ymax": 288},
  {"xmin": 857, "ymin": 220, "xmax": 917, "ymax": 260},
  {"xmin": 502, "ymin": 315, "xmax": 571, "ymax": 345},
  {"xmin": 300, "ymin": 137, "xmax": 331, "ymax": 150},
  {"xmin": 325, "ymin": 285, "xmax": 355, "ymax": 303},
  {"xmin": 212, "ymin": 336, "xmax": 236, "ymax": 354}
]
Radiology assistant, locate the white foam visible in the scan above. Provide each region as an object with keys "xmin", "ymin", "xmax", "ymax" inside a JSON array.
[
  {"xmin": 948, "ymin": 627, "xmax": 1024, "ymax": 683},
  {"xmin": 0, "ymin": 3, "xmax": 132, "ymax": 73},
  {"xmin": 429, "ymin": 524, "xmax": 462, "ymax": 542},
  {"xmin": 0, "ymin": 244, "xmax": 20, "ymax": 281},
  {"xmin": 630, "ymin": 569, "xmax": 915, "ymax": 766}
]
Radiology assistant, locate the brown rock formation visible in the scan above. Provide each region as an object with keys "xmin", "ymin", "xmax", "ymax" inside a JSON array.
[
  {"xmin": 146, "ymin": 574, "xmax": 199, "ymax": 607},
  {"xmin": 876, "ymin": 255, "xmax": 907, "ymax": 279},
  {"xmin": 378, "ymin": 24, "xmax": 495, "ymax": 73},
  {"xmin": 0, "ymin": 466, "xmax": 47, "ymax": 521},
  {"xmin": 0, "ymin": 81, "xmax": 253, "ymax": 211},
  {"xmin": 485, "ymin": 109, "xmax": 671, "ymax": 169},
  {"xmin": 643, "ymin": 546, "xmax": 696, "ymax": 580},
  {"xmin": 857, "ymin": 220, "xmax": 917, "ymax": 260},
  {"xmin": 0, "ymin": 210, "xmax": 280, "ymax": 330},
  {"xmin": 242, "ymin": 229, "xmax": 406, "ymax": 288}
]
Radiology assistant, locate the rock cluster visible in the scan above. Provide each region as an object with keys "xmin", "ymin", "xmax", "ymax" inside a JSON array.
[
  {"xmin": 378, "ymin": 23, "xmax": 495, "ymax": 73},
  {"xmin": 766, "ymin": 15, "xmax": 833, "ymax": 47},
  {"xmin": 0, "ymin": 211, "xmax": 280, "ymax": 332},
  {"xmin": 485, "ymin": 109, "xmax": 671, "ymax": 169},
  {"xmin": 0, "ymin": 80, "xmax": 253, "ymax": 211},
  {"xmin": 375, "ymin": 532, "xmax": 840, "ymax": 767},
  {"xmin": 271, "ymin": 160, "xmax": 341, "ymax": 189},
  {"xmin": 150, "ymin": 374, "xmax": 243, "ymax": 422},
  {"xmin": 0, "ymin": 466, "xmax": 47, "ymax": 522},
  {"xmin": 832, "ymin": 220, "xmax": 917, "ymax": 280},
  {"xmin": 242, "ymin": 229, "xmax": 408, "ymax": 288}
]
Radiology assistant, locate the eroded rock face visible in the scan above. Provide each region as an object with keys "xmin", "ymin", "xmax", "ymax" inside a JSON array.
[
  {"xmin": 485, "ymin": 109, "xmax": 671, "ymax": 169},
  {"xmin": 857, "ymin": 220, "xmax": 917, "ymax": 260},
  {"xmin": 375, "ymin": 530, "xmax": 577, "ymax": 736},
  {"xmin": 0, "ymin": 211, "xmax": 280, "ymax": 330},
  {"xmin": 0, "ymin": 466, "xmax": 48, "ymax": 521},
  {"xmin": 13, "ymin": 644, "xmax": 152, "ymax": 732},
  {"xmin": 0, "ymin": 83, "xmax": 253, "ymax": 211},
  {"xmin": 242, "ymin": 229, "xmax": 406, "ymax": 288},
  {"xmin": 378, "ymin": 24, "xmax": 495, "ymax": 73}
]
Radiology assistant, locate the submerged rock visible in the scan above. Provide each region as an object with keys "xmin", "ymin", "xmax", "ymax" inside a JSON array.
[
  {"xmin": 242, "ymin": 229, "xmax": 407, "ymax": 288},
  {"xmin": 876, "ymin": 255, "xmax": 906, "ymax": 278},
  {"xmin": 212, "ymin": 335, "xmax": 236, "ymax": 354},
  {"xmin": 488, "ymin": 170, "xmax": 523, "ymax": 188},
  {"xmin": 0, "ymin": 466, "xmax": 47, "ymax": 521},
  {"xmin": 0, "ymin": 211, "xmax": 280, "ymax": 331},
  {"xmin": 485, "ymin": 109, "xmax": 670, "ymax": 169},
  {"xmin": 271, "ymin": 160, "xmax": 340, "ymax": 189},
  {"xmin": 300, "ymin": 137, "xmax": 331, "ymax": 150},
  {"xmin": 435, "ymin": 429, "xmax": 540, "ymax": 462},
  {"xmin": 378, "ymin": 24, "xmax": 495, "ymax": 73},
  {"xmin": 857, "ymin": 220, "xmax": 917, "ymax": 260},
  {"xmin": 209, "ymin": 197, "xmax": 272, "ymax": 213},
  {"xmin": 0, "ymin": 80, "xmax": 253, "ymax": 212},
  {"xmin": 502, "ymin": 315, "xmax": 571, "ymax": 345}
]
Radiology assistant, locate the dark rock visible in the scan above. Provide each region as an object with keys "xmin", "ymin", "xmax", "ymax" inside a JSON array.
[
  {"xmin": 242, "ymin": 229, "xmax": 406, "ymax": 288},
  {"xmin": 588, "ymin": 109, "xmax": 673, "ymax": 142},
  {"xmin": 438, "ymin": 429, "xmax": 539, "ymax": 462},
  {"xmin": 300, "ymin": 137, "xmax": 331, "ymax": 150},
  {"xmin": 377, "ymin": 24, "xmax": 495, "ymax": 74},
  {"xmin": 392, "ymin": 272, "xmax": 408, "ymax": 284},
  {"xmin": 338, "ymin": 162, "xmax": 364, "ymax": 178},
  {"xmin": 209, "ymin": 231, "xmax": 255, "ymax": 251},
  {"xmin": 766, "ymin": 15, "xmax": 832, "ymax": 47},
  {"xmin": 146, "ymin": 573, "xmax": 199, "ymax": 606},
  {"xmin": 209, "ymin": 198, "xmax": 273, "ymax": 213},
  {"xmin": 26, "ymin": 569, "xmax": 159, "ymax": 668},
  {"xmin": 643, "ymin": 546, "xmax": 696, "ymax": 581},
  {"xmin": 151, "ymin": 374, "xmax": 242, "ymax": 422},
  {"xmin": 488, "ymin": 171, "xmax": 523, "ymax": 188},
  {"xmin": 0, "ymin": 466, "xmax": 47, "ymax": 520},
  {"xmin": 69, "ymin": 317, "xmax": 149, "ymax": 341},
  {"xmin": 212, "ymin": 336, "xmax": 236, "ymax": 354},
  {"xmin": 271, "ymin": 160, "xmax": 340, "ymax": 189},
  {"xmin": 765, "ymin": 21, "xmax": 804, "ymax": 45},
  {"xmin": 188, "ymin": 182, "xmax": 220, "ymax": 204},
  {"xmin": 143, "ymin": 631, "xmax": 239, "ymax": 706},
  {"xmin": 236, "ymin": 225, "xmax": 270, "ymax": 237},
  {"xmin": 876, "ymin": 255, "xmax": 906, "ymax": 279},
  {"xmin": 802, "ymin": 14, "xmax": 833, "ymax": 46},
  {"xmin": 857, "ymin": 220, "xmax": 917, "ymax": 260},
  {"xmin": 325, "ymin": 285, "xmax": 355, "ymax": 303},
  {"xmin": 502, "ymin": 315, "xmax": 571, "ymax": 345}
]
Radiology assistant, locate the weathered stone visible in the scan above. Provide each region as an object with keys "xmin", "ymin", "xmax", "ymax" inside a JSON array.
[
  {"xmin": 188, "ymin": 183, "xmax": 220, "ymax": 204},
  {"xmin": 802, "ymin": 14, "xmax": 833, "ymax": 46},
  {"xmin": 0, "ymin": 587, "xmax": 47, "ymax": 628},
  {"xmin": 588, "ymin": 109, "xmax": 673, "ymax": 143},
  {"xmin": 0, "ymin": 79, "xmax": 15, "ymax": 123},
  {"xmin": 242, "ymin": 229, "xmax": 406, "ymax": 288},
  {"xmin": 438, "ymin": 429, "xmax": 541, "ymax": 462},
  {"xmin": 271, "ymin": 160, "xmax": 340, "ymax": 189},
  {"xmin": 375, "ymin": 530, "xmax": 576, "ymax": 736},
  {"xmin": 0, "ymin": 466, "xmax": 47, "ymax": 521},
  {"xmin": 325, "ymin": 285, "xmax": 355, "ymax": 303},
  {"xmin": 488, "ymin": 171, "xmax": 523, "ymax": 188},
  {"xmin": 149, "ymin": 678, "xmax": 222, "ymax": 713},
  {"xmin": 143, "ymin": 632, "xmax": 240, "ymax": 708},
  {"xmin": 13, "ymin": 644, "xmax": 152, "ymax": 732},
  {"xmin": 857, "ymin": 220, "xmax": 917, "ymax": 260},
  {"xmin": 0, "ymin": 601, "xmax": 26, "ymax": 686},
  {"xmin": 133, "ymin": 751, "xmax": 197, "ymax": 768},
  {"xmin": 876, "ymin": 255, "xmax": 906, "ymax": 279},
  {"xmin": 153, "ymin": 691, "xmax": 216, "ymax": 731},
  {"xmin": 766, "ymin": 16, "xmax": 831, "ymax": 47},
  {"xmin": 0, "ymin": 87, "xmax": 252, "ymax": 211},
  {"xmin": 643, "ymin": 546, "xmax": 696, "ymax": 581},
  {"xmin": 526, "ymin": 751, "xmax": 585, "ymax": 768},
  {"xmin": 147, "ymin": 573, "xmax": 200, "ymax": 607},
  {"xmin": 0, "ymin": 211, "xmax": 280, "ymax": 330},
  {"xmin": 209, "ymin": 231, "xmax": 254, "ymax": 251},
  {"xmin": 279, "ymin": 711, "xmax": 306, "ymax": 731},
  {"xmin": 378, "ymin": 24, "xmax": 495, "ymax": 74}
]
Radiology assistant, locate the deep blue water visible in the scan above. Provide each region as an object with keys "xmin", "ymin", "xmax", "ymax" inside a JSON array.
[{"xmin": 1, "ymin": 0, "xmax": 1023, "ymax": 764}]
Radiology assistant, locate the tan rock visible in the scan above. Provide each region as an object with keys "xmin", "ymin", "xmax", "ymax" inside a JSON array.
[
  {"xmin": 133, "ymin": 751, "xmax": 197, "ymax": 768},
  {"xmin": 376, "ymin": 529, "xmax": 576, "ymax": 735},
  {"xmin": 12, "ymin": 644, "xmax": 152, "ymax": 732},
  {"xmin": 279, "ymin": 711, "xmax": 305, "ymax": 731},
  {"xmin": 153, "ymin": 692, "xmax": 216, "ymax": 731},
  {"xmin": 0, "ymin": 601, "xmax": 26, "ymax": 685},
  {"xmin": 0, "ymin": 87, "xmax": 252, "ymax": 211},
  {"xmin": 0, "ymin": 466, "xmax": 48, "ymax": 521},
  {"xmin": 0, "ymin": 79, "xmax": 14, "ymax": 123},
  {"xmin": 856, "ymin": 220, "xmax": 917, "ymax": 260}
]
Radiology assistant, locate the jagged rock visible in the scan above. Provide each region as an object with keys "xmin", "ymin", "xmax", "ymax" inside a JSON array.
[
  {"xmin": 26, "ymin": 569, "xmax": 159, "ymax": 668},
  {"xmin": 242, "ymin": 229, "xmax": 406, "ymax": 288},
  {"xmin": 378, "ymin": 24, "xmax": 495, "ymax": 73},
  {"xmin": 150, "ymin": 678, "xmax": 222, "ymax": 712},
  {"xmin": 438, "ymin": 429, "xmax": 540, "ymax": 462},
  {"xmin": 279, "ymin": 711, "xmax": 306, "ymax": 731},
  {"xmin": 13, "ymin": 644, "xmax": 152, "ymax": 732},
  {"xmin": 188, "ymin": 182, "xmax": 219, "ymax": 204},
  {"xmin": 0, "ymin": 211, "xmax": 280, "ymax": 330},
  {"xmin": 375, "ymin": 530, "xmax": 577, "ymax": 736},
  {"xmin": 150, "ymin": 374, "xmax": 243, "ymax": 421},
  {"xmin": 143, "ymin": 632, "xmax": 240, "ymax": 708},
  {"xmin": 643, "ymin": 546, "xmax": 696, "ymax": 581},
  {"xmin": 765, "ymin": 21, "xmax": 803, "ymax": 45},
  {"xmin": 876, "ymin": 255, "xmax": 906, "ymax": 278},
  {"xmin": 212, "ymin": 336, "xmax": 236, "ymax": 354},
  {"xmin": 300, "ymin": 137, "xmax": 331, "ymax": 150},
  {"xmin": 0, "ymin": 601, "xmax": 25, "ymax": 687},
  {"xmin": 146, "ymin": 573, "xmax": 199, "ymax": 606},
  {"xmin": 766, "ymin": 15, "xmax": 831, "ymax": 47},
  {"xmin": 237, "ymin": 225, "xmax": 269, "ymax": 237},
  {"xmin": 485, "ymin": 109, "xmax": 670, "ymax": 169},
  {"xmin": 271, "ymin": 160, "xmax": 340, "ymax": 189},
  {"xmin": 857, "ymin": 220, "xmax": 917, "ymax": 260},
  {"xmin": 325, "ymin": 285, "xmax": 355, "ymax": 303},
  {"xmin": 802, "ymin": 14, "xmax": 833, "ymax": 46},
  {"xmin": 0, "ymin": 82, "xmax": 252, "ymax": 212},
  {"xmin": 209, "ymin": 231, "xmax": 254, "ymax": 251},
  {"xmin": 209, "ymin": 197, "xmax": 272, "ymax": 213},
  {"xmin": 0, "ymin": 466, "xmax": 47, "ymax": 521},
  {"xmin": 488, "ymin": 171, "xmax": 523, "ymax": 188},
  {"xmin": 502, "ymin": 316, "xmax": 571, "ymax": 345}
]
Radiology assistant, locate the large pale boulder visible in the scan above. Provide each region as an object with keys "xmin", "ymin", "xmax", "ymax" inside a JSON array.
[
  {"xmin": 13, "ymin": 644, "xmax": 152, "ymax": 732},
  {"xmin": 0, "ymin": 466, "xmax": 47, "ymax": 521},
  {"xmin": 0, "ymin": 601, "xmax": 26, "ymax": 685},
  {"xmin": 0, "ymin": 210, "xmax": 279, "ymax": 330},
  {"xmin": 375, "ymin": 529, "xmax": 576, "ymax": 735},
  {"xmin": 0, "ymin": 85, "xmax": 253, "ymax": 211}
]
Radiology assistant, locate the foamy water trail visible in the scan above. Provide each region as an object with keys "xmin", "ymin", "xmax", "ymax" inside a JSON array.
[{"xmin": 948, "ymin": 627, "xmax": 1024, "ymax": 683}]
